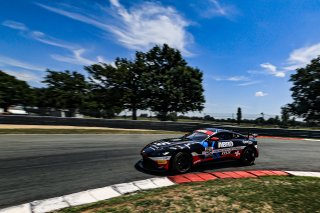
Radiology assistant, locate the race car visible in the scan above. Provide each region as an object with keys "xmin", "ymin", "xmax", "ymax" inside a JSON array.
[{"xmin": 140, "ymin": 128, "xmax": 259, "ymax": 174}]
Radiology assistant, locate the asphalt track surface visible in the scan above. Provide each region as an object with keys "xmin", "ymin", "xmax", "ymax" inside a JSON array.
[{"xmin": 0, "ymin": 134, "xmax": 320, "ymax": 208}]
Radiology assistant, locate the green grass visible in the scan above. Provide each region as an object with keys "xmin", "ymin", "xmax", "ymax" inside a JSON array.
[
  {"xmin": 0, "ymin": 129, "xmax": 183, "ymax": 134},
  {"xmin": 54, "ymin": 176, "xmax": 320, "ymax": 213}
]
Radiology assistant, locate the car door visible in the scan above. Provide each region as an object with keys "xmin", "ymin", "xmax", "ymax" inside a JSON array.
[
  {"xmin": 230, "ymin": 133, "xmax": 247, "ymax": 158},
  {"xmin": 214, "ymin": 132, "xmax": 234, "ymax": 158}
]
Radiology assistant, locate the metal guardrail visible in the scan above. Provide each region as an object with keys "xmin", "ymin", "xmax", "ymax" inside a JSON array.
[{"xmin": 0, "ymin": 115, "xmax": 319, "ymax": 138}]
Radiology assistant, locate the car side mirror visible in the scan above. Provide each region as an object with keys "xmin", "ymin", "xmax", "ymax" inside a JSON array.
[{"xmin": 210, "ymin": 137, "xmax": 219, "ymax": 141}]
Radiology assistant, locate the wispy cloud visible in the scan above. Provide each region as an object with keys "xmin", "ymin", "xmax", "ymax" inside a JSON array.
[
  {"xmin": 192, "ymin": 0, "xmax": 236, "ymax": 19},
  {"xmin": 2, "ymin": 20, "xmax": 108, "ymax": 66},
  {"xmin": 35, "ymin": 3, "xmax": 108, "ymax": 30},
  {"xmin": 29, "ymin": 31, "xmax": 76, "ymax": 50},
  {"xmin": 284, "ymin": 43, "xmax": 320, "ymax": 70},
  {"xmin": 257, "ymin": 43, "xmax": 320, "ymax": 78},
  {"xmin": 204, "ymin": 0, "xmax": 228, "ymax": 17},
  {"xmin": 0, "ymin": 55, "xmax": 46, "ymax": 71},
  {"xmin": 2, "ymin": 20, "xmax": 77, "ymax": 50},
  {"xmin": 2, "ymin": 20, "xmax": 28, "ymax": 31},
  {"xmin": 255, "ymin": 91, "xmax": 268, "ymax": 97},
  {"xmin": 51, "ymin": 49, "xmax": 107, "ymax": 66},
  {"xmin": 237, "ymin": 81, "xmax": 260, "ymax": 86},
  {"xmin": 260, "ymin": 63, "xmax": 285, "ymax": 78},
  {"xmin": 3, "ymin": 69, "xmax": 42, "ymax": 82},
  {"xmin": 212, "ymin": 75, "xmax": 250, "ymax": 81},
  {"xmin": 36, "ymin": 1, "xmax": 193, "ymax": 55}
]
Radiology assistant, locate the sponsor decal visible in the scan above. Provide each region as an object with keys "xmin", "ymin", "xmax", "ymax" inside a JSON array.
[
  {"xmin": 222, "ymin": 150, "xmax": 231, "ymax": 155},
  {"xmin": 234, "ymin": 150, "xmax": 241, "ymax": 157},
  {"xmin": 218, "ymin": 141, "xmax": 234, "ymax": 148},
  {"xmin": 154, "ymin": 142, "xmax": 171, "ymax": 146},
  {"xmin": 243, "ymin": 140, "xmax": 253, "ymax": 145}
]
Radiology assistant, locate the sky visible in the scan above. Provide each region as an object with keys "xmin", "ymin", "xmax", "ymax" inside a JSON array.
[{"xmin": 1, "ymin": 0, "xmax": 320, "ymax": 117}]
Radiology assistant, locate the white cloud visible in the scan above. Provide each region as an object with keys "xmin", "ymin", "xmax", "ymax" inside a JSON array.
[
  {"xmin": 237, "ymin": 81, "xmax": 260, "ymax": 86},
  {"xmin": 29, "ymin": 31, "xmax": 76, "ymax": 50},
  {"xmin": 195, "ymin": 0, "xmax": 235, "ymax": 19},
  {"xmin": 0, "ymin": 55, "xmax": 46, "ymax": 71},
  {"xmin": 3, "ymin": 69, "xmax": 42, "ymax": 82},
  {"xmin": 203, "ymin": 0, "xmax": 227, "ymax": 17},
  {"xmin": 2, "ymin": 20, "xmax": 28, "ymax": 31},
  {"xmin": 36, "ymin": 3, "xmax": 109, "ymax": 30},
  {"xmin": 51, "ymin": 49, "xmax": 108, "ymax": 65},
  {"xmin": 3, "ymin": 20, "xmax": 77, "ymax": 50},
  {"xmin": 257, "ymin": 43, "xmax": 320, "ymax": 78},
  {"xmin": 226, "ymin": 76, "xmax": 249, "ymax": 81},
  {"xmin": 37, "ymin": 1, "xmax": 193, "ymax": 55},
  {"xmin": 3, "ymin": 20, "xmax": 109, "ymax": 66},
  {"xmin": 212, "ymin": 75, "xmax": 250, "ymax": 81},
  {"xmin": 260, "ymin": 63, "xmax": 285, "ymax": 78},
  {"xmin": 285, "ymin": 43, "xmax": 320, "ymax": 70},
  {"xmin": 255, "ymin": 91, "xmax": 268, "ymax": 97}
]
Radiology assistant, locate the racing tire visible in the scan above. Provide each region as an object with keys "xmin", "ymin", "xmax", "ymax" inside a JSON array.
[
  {"xmin": 240, "ymin": 147, "xmax": 256, "ymax": 166},
  {"xmin": 170, "ymin": 152, "xmax": 192, "ymax": 174}
]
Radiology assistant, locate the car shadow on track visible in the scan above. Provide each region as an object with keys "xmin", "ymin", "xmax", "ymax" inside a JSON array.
[{"xmin": 135, "ymin": 160, "xmax": 254, "ymax": 176}]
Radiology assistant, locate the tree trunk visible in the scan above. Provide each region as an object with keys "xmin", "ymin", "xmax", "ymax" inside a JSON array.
[
  {"xmin": 3, "ymin": 105, "xmax": 9, "ymax": 112},
  {"xmin": 132, "ymin": 108, "xmax": 137, "ymax": 120},
  {"xmin": 158, "ymin": 111, "xmax": 168, "ymax": 121}
]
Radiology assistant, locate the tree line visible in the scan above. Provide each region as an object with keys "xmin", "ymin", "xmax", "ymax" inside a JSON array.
[
  {"xmin": 0, "ymin": 44, "xmax": 319, "ymax": 124},
  {"xmin": 0, "ymin": 44, "xmax": 205, "ymax": 120}
]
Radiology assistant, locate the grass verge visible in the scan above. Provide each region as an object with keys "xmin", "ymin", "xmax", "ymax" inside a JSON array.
[
  {"xmin": 0, "ymin": 129, "xmax": 183, "ymax": 134},
  {"xmin": 54, "ymin": 176, "xmax": 320, "ymax": 213}
]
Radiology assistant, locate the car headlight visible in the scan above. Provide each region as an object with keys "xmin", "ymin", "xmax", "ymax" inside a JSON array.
[{"xmin": 162, "ymin": 152, "xmax": 170, "ymax": 156}]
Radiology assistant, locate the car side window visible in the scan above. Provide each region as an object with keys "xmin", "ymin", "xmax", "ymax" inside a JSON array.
[
  {"xmin": 216, "ymin": 132, "xmax": 233, "ymax": 140},
  {"xmin": 233, "ymin": 133, "xmax": 245, "ymax": 139}
]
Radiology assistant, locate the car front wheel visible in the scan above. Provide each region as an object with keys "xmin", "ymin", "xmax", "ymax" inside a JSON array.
[
  {"xmin": 240, "ymin": 147, "xmax": 256, "ymax": 166},
  {"xmin": 171, "ymin": 152, "xmax": 192, "ymax": 174}
]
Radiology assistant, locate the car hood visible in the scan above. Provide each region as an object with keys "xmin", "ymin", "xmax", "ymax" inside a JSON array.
[{"xmin": 146, "ymin": 137, "xmax": 193, "ymax": 150}]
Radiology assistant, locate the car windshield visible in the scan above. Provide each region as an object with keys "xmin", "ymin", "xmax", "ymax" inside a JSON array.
[{"xmin": 182, "ymin": 131, "xmax": 208, "ymax": 141}]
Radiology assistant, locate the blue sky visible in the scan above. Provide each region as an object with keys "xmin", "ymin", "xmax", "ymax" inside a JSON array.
[{"xmin": 1, "ymin": 0, "xmax": 320, "ymax": 116}]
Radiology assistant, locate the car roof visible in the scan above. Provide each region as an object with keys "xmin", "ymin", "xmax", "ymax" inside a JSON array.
[
  {"xmin": 195, "ymin": 128, "xmax": 232, "ymax": 136},
  {"xmin": 203, "ymin": 128, "xmax": 232, "ymax": 133}
]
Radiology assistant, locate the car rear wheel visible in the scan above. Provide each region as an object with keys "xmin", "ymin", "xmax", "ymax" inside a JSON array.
[
  {"xmin": 240, "ymin": 147, "xmax": 256, "ymax": 166},
  {"xmin": 171, "ymin": 152, "xmax": 192, "ymax": 174}
]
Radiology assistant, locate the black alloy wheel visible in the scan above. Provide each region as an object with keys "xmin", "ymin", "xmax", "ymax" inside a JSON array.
[
  {"xmin": 240, "ymin": 147, "xmax": 256, "ymax": 166},
  {"xmin": 171, "ymin": 152, "xmax": 192, "ymax": 174}
]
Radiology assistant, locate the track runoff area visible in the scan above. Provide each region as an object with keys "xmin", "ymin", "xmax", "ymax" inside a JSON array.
[{"xmin": 1, "ymin": 170, "xmax": 319, "ymax": 213}]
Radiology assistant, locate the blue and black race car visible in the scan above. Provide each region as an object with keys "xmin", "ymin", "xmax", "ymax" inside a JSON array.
[{"xmin": 140, "ymin": 128, "xmax": 259, "ymax": 174}]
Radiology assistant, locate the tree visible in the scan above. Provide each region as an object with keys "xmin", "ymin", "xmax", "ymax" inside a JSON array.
[
  {"xmin": 115, "ymin": 52, "xmax": 149, "ymax": 120},
  {"xmin": 145, "ymin": 44, "xmax": 205, "ymax": 120},
  {"xmin": 0, "ymin": 70, "xmax": 34, "ymax": 112},
  {"xmin": 42, "ymin": 70, "xmax": 88, "ymax": 116},
  {"xmin": 86, "ymin": 54, "xmax": 149, "ymax": 120},
  {"xmin": 85, "ymin": 63, "xmax": 125, "ymax": 118},
  {"xmin": 286, "ymin": 56, "xmax": 320, "ymax": 123},
  {"xmin": 236, "ymin": 107, "xmax": 242, "ymax": 124},
  {"xmin": 281, "ymin": 106, "xmax": 290, "ymax": 124}
]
